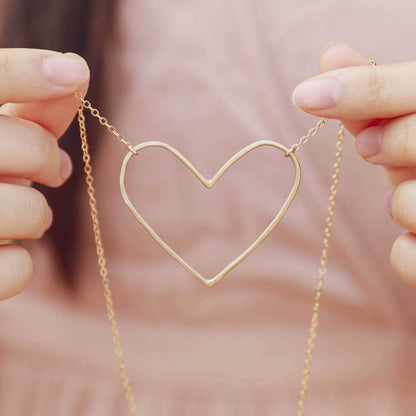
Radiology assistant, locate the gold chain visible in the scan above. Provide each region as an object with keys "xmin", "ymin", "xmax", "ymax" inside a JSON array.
[
  {"xmin": 286, "ymin": 117, "xmax": 328, "ymax": 155},
  {"xmin": 296, "ymin": 121, "xmax": 345, "ymax": 416},
  {"xmin": 77, "ymin": 104, "xmax": 138, "ymax": 416},
  {"xmin": 74, "ymin": 58, "xmax": 373, "ymax": 416},
  {"xmin": 74, "ymin": 89, "xmax": 327, "ymax": 158},
  {"xmin": 295, "ymin": 59, "xmax": 375, "ymax": 414},
  {"xmin": 75, "ymin": 91, "xmax": 138, "ymax": 155}
]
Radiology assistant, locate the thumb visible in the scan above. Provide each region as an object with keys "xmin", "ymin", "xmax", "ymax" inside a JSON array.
[
  {"xmin": 319, "ymin": 41, "xmax": 369, "ymax": 73},
  {"xmin": 297, "ymin": 41, "xmax": 379, "ymax": 137},
  {"xmin": 0, "ymin": 49, "xmax": 90, "ymax": 138}
]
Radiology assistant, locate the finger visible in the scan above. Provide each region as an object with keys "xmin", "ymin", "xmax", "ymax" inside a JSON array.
[
  {"xmin": 0, "ymin": 48, "xmax": 89, "ymax": 103},
  {"xmin": 0, "ymin": 114, "xmax": 72, "ymax": 186},
  {"xmin": 319, "ymin": 41, "xmax": 371, "ymax": 72},
  {"xmin": 355, "ymin": 113, "xmax": 416, "ymax": 167},
  {"xmin": 390, "ymin": 179, "xmax": 416, "ymax": 233},
  {"xmin": 0, "ymin": 244, "xmax": 32, "ymax": 301},
  {"xmin": 1, "ymin": 79, "xmax": 88, "ymax": 139},
  {"xmin": 0, "ymin": 183, "xmax": 52, "ymax": 239},
  {"xmin": 0, "ymin": 177, "xmax": 31, "ymax": 186},
  {"xmin": 391, "ymin": 232, "xmax": 416, "ymax": 286},
  {"xmin": 0, "ymin": 51, "xmax": 89, "ymax": 138},
  {"xmin": 293, "ymin": 54, "xmax": 416, "ymax": 121},
  {"xmin": 318, "ymin": 41, "xmax": 383, "ymax": 136},
  {"xmin": 384, "ymin": 166, "xmax": 416, "ymax": 188}
]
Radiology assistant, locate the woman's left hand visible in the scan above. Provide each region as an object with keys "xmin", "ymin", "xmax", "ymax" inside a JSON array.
[{"xmin": 292, "ymin": 41, "xmax": 416, "ymax": 286}]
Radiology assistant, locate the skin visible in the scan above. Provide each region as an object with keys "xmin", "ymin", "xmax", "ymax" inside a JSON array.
[
  {"xmin": 0, "ymin": 42, "xmax": 414, "ymax": 301},
  {"xmin": 0, "ymin": 48, "xmax": 89, "ymax": 300},
  {"xmin": 293, "ymin": 41, "xmax": 416, "ymax": 286}
]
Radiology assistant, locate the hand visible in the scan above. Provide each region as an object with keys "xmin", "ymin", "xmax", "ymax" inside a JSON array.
[
  {"xmin": 292, "ymin": 41, "xmax": 416, "ymax": 286},
  {"xmin": 0, "ymin": 48, "xmax": 89, "ymax": 300}
]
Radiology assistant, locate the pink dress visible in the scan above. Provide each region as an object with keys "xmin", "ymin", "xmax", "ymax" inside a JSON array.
[{"xmin": 1, "ymin": 1, "xmax": 416, "ymax": 414}]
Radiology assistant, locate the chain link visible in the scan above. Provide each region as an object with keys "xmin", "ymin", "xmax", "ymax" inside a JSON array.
[{"xmin": 286, "ymin": 117, "xmax": 328, "ymax": 155}]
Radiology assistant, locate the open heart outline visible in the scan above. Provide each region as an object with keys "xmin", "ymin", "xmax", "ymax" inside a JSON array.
[{"xmin": 119, "ymin": 140, "xmax": 301, "ymax": 287}]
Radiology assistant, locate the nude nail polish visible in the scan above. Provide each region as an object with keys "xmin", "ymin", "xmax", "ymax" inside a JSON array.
[
  {"xmin": 355, "ymin": 126, "xmax": 381, "ymax": 158},
  {"xmin": 43, "ymin": 54, "xmax": 89, "ymax": 87},
  {"xmin": 292, "ymin": 78, "xmax": 341, "ymax": 110}
]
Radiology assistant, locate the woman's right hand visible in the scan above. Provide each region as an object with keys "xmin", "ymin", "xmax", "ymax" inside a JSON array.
[{"xmin": 0, "ymin": 48, "xmax": 89, "ymax": 301}]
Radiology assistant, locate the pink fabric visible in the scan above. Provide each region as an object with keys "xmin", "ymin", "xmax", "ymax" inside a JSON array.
[{"xmin": 1, "ymin": 1, "xmax": 416, "ymax": 414}]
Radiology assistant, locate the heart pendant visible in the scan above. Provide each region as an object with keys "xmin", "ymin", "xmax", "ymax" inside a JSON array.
[{"xmin": 119, "ymin": 140, "xmax": 301, "ymax": 287}]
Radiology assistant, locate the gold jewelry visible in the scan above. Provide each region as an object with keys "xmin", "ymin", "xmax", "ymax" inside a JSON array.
[
  {"xmin": 120, "ymin": 140, "xmax": 300, "ymax": 287},
  {"xmin": 74, "ymin": 59, "xmax": 375, "ymax": 415}
]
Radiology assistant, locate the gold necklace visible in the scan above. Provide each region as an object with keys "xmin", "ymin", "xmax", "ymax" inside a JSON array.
[{"xmin": 74, "ymin": 59, "xmax": 375, "ymax": 415}]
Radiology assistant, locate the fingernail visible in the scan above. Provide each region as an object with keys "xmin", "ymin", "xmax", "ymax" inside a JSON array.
[
  {"xmin": 355, "ymin": 126, "xmax": 381, "ymax": 158},
  {"xmin": 59, "ymin": 150, "xmax": 72, "ymax": 181},
  {"xmin": 384, "ymin": 189, "xmax": 395, "ymax": 219},
  {"xmin": 42, "ymin": 54, "xmax": 89, "ymax": 87},
  {"xmin": 292, "ymin": 78, "xmax": 341, "ymax": 110},
  {"xmin": 47, "ymin": 206, "xmax": 53, "ymax": 229}
]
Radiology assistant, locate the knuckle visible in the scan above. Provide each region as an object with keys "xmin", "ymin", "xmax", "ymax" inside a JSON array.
[
  {"xmin": 390, "ymin": 236, "xmax": 402, "ymax": 275},
  {"xmin": 0, "ymin": 184, "xmax": 50, "ymax": 239},
  {"xmin": 0, "ymin": 245, "xmax": 33, "ymax": 300},
  {"xmin": 24, "ymin": 188, "xmax": 50, "ymax": 236},
  {"xmin": 401, "ymin": 122, "xmax": 413, "ymax": 156},
  {"xmin": 392, "ymin": 182, "xmax": 405, "ymax": 220},
  {"xmin": 392, "ymin": 180, "xmax": 416, "ymax": 231},
  {"xmin": 31, "ymin": 132, "xmax": 59, "ymax": 178},
  {"xmin": 367, "ymin": 68, "xmax": 388, "ymax": 110},
  {"xmin": 396, "ymin": 115, "xmax": 416, "ymax": 160},
  {"xmin": 0, "ymin": 53, "xmax": 15, "ymax": 84},
  {"xmin": 390, "ymin": 233, "xmax": 416, "ymax": 286},
  {"xmin": 384, "ymin": 166, "xmax": 415, "ymax": 188}
]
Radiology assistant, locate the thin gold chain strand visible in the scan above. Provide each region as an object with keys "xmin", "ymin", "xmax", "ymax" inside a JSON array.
[
  {"xmin": 74, "ymin": 91, "xmax": 138, "ymax": 155},
  {"xmin": 295, "ymin": 122, "xmax": 345, "ymax": 416},
  {"xmin": 77, "ymin": 103, "xmax": 139, "ymax": 416},
  {"xmin": 295, "ymin": 59, "xmax": 375, "ymax": 415},
  {"xmin": 286, "ymin": 117, "xmax": 328, "ymax": 155}
]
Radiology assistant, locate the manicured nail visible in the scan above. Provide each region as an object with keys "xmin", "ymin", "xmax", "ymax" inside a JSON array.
[
  {"xmin": 47, "ymin": 206, "xmax": 54, "ymax": 229},
  {"xmin": 42, "ymin": 54, "xmax": 89, "ymax": 87},
  {"xmin": 384, "ymin": 189, "xmax": 394, "ymax": 219},
  {"xmin": 59, "ymin": 150, "xmax": 72, "ymax": 181},
  {"xmin": 292, "ymin": 78, "xmax": 341, "ymax": 110},
  {"xmin": 355, "ymin": 126, "xmax": 381, "ymax": 158}
]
